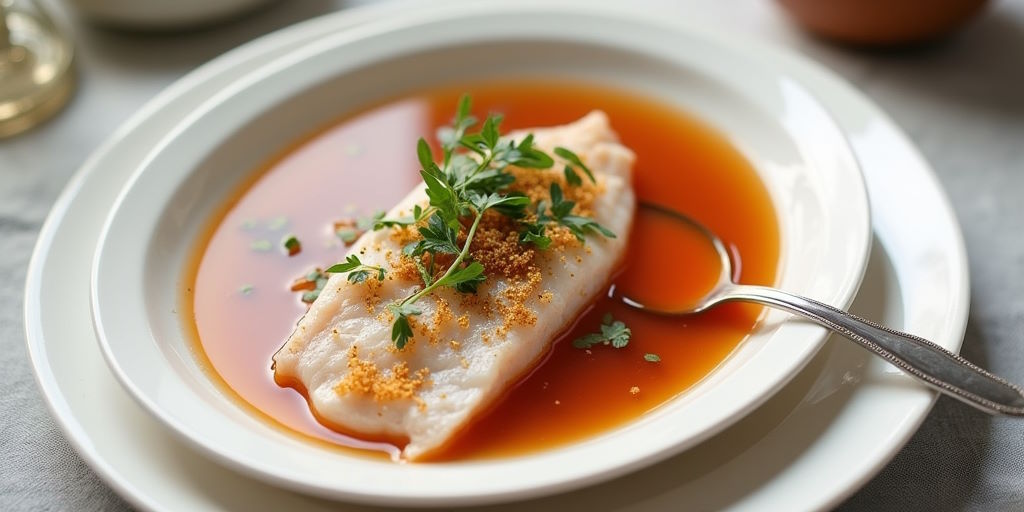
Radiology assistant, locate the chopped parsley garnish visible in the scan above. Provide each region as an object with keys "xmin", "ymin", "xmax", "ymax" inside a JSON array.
[
  {"xmin": 519, "ymin": 221, "xmax": 552, "ymax": 250},
  {"xmin": 387, "ymin": 303, "xmax": 422, "ymax": 349},
  {"xmin": 572, "ymin": 314, "xmax": 632, "ymax": 349},
  {"xmin": 291, "ymin": 269, "xmax": 327, "ymax": 304},
  {"xmin": 553, "ymin": 184, "xmax": 615, "ymax": 239},
  {"xmin": 239, "ymin": 284, "xmax": 254, "ymax": 296},
  {"xmin": 336, "ymin": 228, "xmax": 359, "ymax": 243},
  {"xmin": 326, "ymin": 254, "xmax": 387, "ymax": 284},
  {"xmin": 283, "ymin": 235, "xmax": 301, "ymax": 256},
  {"xmin": 554, "ymin": 146, "xmax": 596, "ymax": 184},
  {"xmin": 644, "ymin": 353, "xmax": 661, "ymax": 362},
  {"xmin": 334, "ymin": 218, "xmax": 367, "ymax": 244},
  {"xmin": 339, "ymin": 95, "xmax": 614, "ymax": 349},
  {"xmin": 563, "ymin": 165, "xmax": 582, "ymax": 187}
]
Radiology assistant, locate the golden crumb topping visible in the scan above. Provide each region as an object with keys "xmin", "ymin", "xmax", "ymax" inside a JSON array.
[
  {"xmin": 492, "ymin": 266, "xmax": 542, "ymax": 338},
  {"xmin": 334, "ymin": 346, "xmax": 431, "ymax": 409},
  {"xmin": 361, "ymin": 278, "xmax": 383, "ymax": 314},
  {"xmin": 469, "ymin": 212, "xmax": 536, "ymax": 277},
  {"xmin": 506, "ymin": 167, "xmax": 600, "ymax": 217},
  {"xmin": 382, "ymin": 165, "xmax": 601, "ymax": 288},
  {"xmin": 432, "ymin": 298, "xmax": 454, "ymax": 333},
  {"xmin": 389, "ymin": 225, "xmax": 420, "ymax": 246}
]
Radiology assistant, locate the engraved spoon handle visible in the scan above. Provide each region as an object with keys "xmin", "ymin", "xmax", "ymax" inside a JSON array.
[{"xmin": 717, "ymin": 284, "xmax": 1024, "ymax": 415}]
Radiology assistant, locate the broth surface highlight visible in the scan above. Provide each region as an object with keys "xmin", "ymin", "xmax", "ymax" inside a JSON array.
[{"xmin": 187, "ymin": 81, "xmax": 779, "ymax": 461}]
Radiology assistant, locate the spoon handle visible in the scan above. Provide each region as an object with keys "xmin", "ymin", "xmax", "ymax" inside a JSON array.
[{"xmin": 723, "ymin": 284, "xmax": 1024, "ymax": 416}]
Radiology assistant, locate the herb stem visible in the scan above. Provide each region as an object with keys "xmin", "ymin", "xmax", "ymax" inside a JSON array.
[
  {"xmin": 456, "ymin": 153, "xmax": 495, "ymax": 195},
  {"xmin": 416, "ymin": 205, "xmax": 437, "ymax": 222},
  {"xmin": 400, "ymin": 210, "xmax": 485, "ymax": 307}
]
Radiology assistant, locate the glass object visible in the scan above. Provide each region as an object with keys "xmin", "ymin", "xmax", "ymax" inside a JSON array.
[{"xmin": 0, "ymin": 0, "xmax": 75, "ymax": 138}]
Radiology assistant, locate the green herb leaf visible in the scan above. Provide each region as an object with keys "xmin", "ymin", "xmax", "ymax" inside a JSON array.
[
  {"xmin": 602, "ymin": 319, "xmax": 632, "ymax": 348},
  {"xmin": 480, "ymin": 115, "xmax": 502, "ymax": 149},
  {"xmin": 559, "ymin": 215, "xmax": 616, "ymax": 241},
  {"xmin": 437, "ymin": 261, "xmax": 486, "ymax": 293},
  {"xmin": 370, "ymin": 204, "xmax": 433, "ymax": 230},
  {"xmin": 519, "ymin": 222, "xmax": 551, "ymax": 249},
  {"xmin": 490, "ymin": 192, "xmax": 530, "ymax": 218},
  {"xmin": 572, "ymin": 314, "xmax": 632, "ymax": 349},
  {"xmin": 554, "ymin": 146, "xmax": 596, "ymax": 184},
  {"xmin": 357, "ymin": 211, "xmax": 383, "ymax": 230},
  {"xmin": 469, "ymin": 192, "xmax": 531, "ymax": 214},
  {"xmin": 387, "ymin": 303, "xmax": 422, "ymax": 349},
  {"xmin": 456, "ymin": 94, "xmax": 472, "ymax": 124},
  {"xmin": 348, "ymin": 270, "xmax": 371, "ymax": 284},
  {"xmin": 644, "ymin": 353, "xmax": 661, "ymax": 362},
  {"xmin": 457, "ymin": 167, "xmax": 516, "ymax": 194},
  {"xmin": 416, "ymin": 137, "xmax": 435, "ymax": 173},
  {"xmin": 325, "ymin": 254, "xmax": 386, "ymax": 284},
  {"xmin": 414, "ymin": 213, "xmax": 461, "ymax": 256},
  {"xmin": 563, "ymin": 165, "xmax": 582, "ymax": 187},
  {"xmin": 506, "ymin": 134, "xmax": 554, "ymax": 169},
  {"xmin": 572, "ymin": 333, "xmax": 606, "ymax": 349},
  {"xmin": 325, "ymin": 254, "xmax": 362, "ymax": 273},
  {"xmin": 420, "ymin": 166, "xmax": 461, "ymax": 230},
  {"xmin": 283, "ymin": 235, "xmax": 301, "ymax": 256},
  {"xmin": 535, "ymin": 183, "xmax": 614, "ymax": 240},
  {"xmin": 439, "ymin": 95, "xmax": 478, "ymax": 159},
  {"xmin": 548, "ymin": 183, "xmax": 575, "ymax": 219},
  {"xmin": 336, "ymin": 228, "xmax": 359, "ymax": 243}
]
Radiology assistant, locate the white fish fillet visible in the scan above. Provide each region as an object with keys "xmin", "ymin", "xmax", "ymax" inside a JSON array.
[{"xmin": 273, "ymin": 111, "xmax": 636, "ymax": 460}]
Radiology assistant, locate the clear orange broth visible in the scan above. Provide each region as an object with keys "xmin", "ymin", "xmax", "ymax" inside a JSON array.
[{"xmin": 186, "ymin": 81, "xmax": 779, "ymax": 461}]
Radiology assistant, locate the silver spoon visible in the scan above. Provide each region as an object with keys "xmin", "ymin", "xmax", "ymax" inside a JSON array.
[{"xmin": 611, "ymin": 202, "xmax": 1024, "ymax": 416}]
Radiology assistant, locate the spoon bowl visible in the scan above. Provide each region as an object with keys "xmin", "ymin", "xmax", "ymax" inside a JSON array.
[{"xmin": 612, "ymin": 202, "xmax": 733, "ymax": 315}]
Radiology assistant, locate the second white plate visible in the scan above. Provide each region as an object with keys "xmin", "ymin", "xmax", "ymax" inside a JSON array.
[{"xmin": 25, "ymin": 1, "xmax": 967, "ymax": 510}]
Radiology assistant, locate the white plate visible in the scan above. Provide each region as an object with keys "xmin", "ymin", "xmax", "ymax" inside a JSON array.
[
  {"xmin": 90, "ymin": 2, "xmax": 870, "ymax": 506},
  {"xmin": 25, "ymin": 1, "xmax": 968, "ymax": 511}
]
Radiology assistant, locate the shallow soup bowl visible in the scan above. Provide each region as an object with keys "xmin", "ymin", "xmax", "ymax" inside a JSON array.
[{"xmin": 91, "ymin": 3, "xmax": 871, "ymax": 506}]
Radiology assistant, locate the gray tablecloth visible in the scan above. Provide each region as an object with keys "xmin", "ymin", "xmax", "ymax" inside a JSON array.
[{"xmin": 2, "ymin": 1, "xmax": 1022, "ymax": 510}]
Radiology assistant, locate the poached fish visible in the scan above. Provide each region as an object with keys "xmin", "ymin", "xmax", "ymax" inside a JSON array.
[{"xmin": 273, "ymin": 111, "xmax": 636, "ymax": 460}]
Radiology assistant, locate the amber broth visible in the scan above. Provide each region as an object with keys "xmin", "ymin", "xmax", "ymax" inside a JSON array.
[{"xmin": 187, "ymin": 80, "xmax": 779, "ymax": 461}]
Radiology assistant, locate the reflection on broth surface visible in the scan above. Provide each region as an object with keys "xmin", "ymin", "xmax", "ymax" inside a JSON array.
[{"xmin": 186, "ymin": 80, "xmax": 779, "ymax": 461}]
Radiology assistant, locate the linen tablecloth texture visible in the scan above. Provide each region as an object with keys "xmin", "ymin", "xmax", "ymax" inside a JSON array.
[{"xmin": 2, "ymin": 1, "xmax": 1022, "ymax": 510}]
